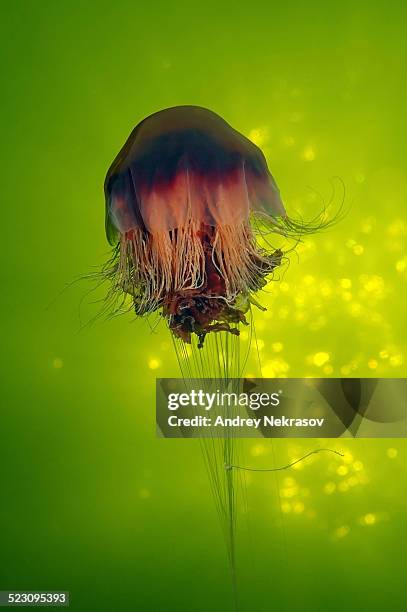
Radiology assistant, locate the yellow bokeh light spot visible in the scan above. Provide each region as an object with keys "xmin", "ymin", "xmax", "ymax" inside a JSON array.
[
  {"xmin": 248, "ymin": 127, "xmax": 268, "ymax": 147},
  {"xmin": 343, "ymin": 452, "xmax": 353, "ymax": 464},
  {"xmin": 368, "ymin": 359, "xmax": 378, "ymax": 370},
  {"xmin": 52, "ymin": 358, "xmax": 63, "ymax": 369},
  {"xmin": 353, "ymin": 461, "xmax": 364, "ymax": 471},
  {"xmin": 350, "ymin": 303, "xmax": 362, "ymax": 317},
  {"xmin": 390, "ymin": 354, "xmax": 404, "ymax": 366},
  {"xmin": 353, "ymin": 244, "xmax": 364, "ymax": 255},
  {"xmin": 396, "ymin": 258, "xmax": 407, "ymax": 272},
  {"xmin": 251, "ymin": 444, "xmax": 266, "ymax": 457},
  {"xmin": 324, "ymin": 482, "xmax": 336, "ymax": 495},
  {"xmin": 323, "ymin": 365, "xmax": 334, "ymax": 375},
  {"xmin": 337, "ymin": 465, "xmax": 349, "ymax": 476},
  {"xmin": 272, "ymin": 342, "xmax": 283, "ymax": 352},
  {"xmin": 304, "ymin": 275, "xmax": 315, "ymax": 286},
  {"xmin": 362, "ymin": 513, "xmax": 376, "ymax": 526},
  {"xmin": 338, "ymin": 481, "xmax": 349, "ymax": 492},
  {"xmin": 148, "ymin": 358, "xmax": 161, "ymax": 370},
  {"xmin": 281, "ymin": 487, "xmax": 297, "ymax": 499},
  {"xmin": 302, "ymin": 146, "xmax": 316, "ymax": 161},
  {"xmin": 364, "ymin": 275, "xmax": 384, "ymax": 294},
  {"xmin": 293, "ymin": 502, "xmax": 305, "ymax": 514},
  {"xmin": 387, "ymin": 448, "xmax": 398, "ymax": 459},
  {"xmin": 340, "ymin": 278, "xmax": 352, "ymax": 289},
  {"xmin": 313, "ymin": 352, "xmax": 330, "ymax": 367},
  {"xmin": 335, "ymin": 525, "xmax": 350, "ymax": 539},
  {"xmin": 281, "ymin": 502, "xmax": 291, "ymax": 514},
  {"xmin": 387, "ymin": 219, "xmax": 405, "ymax": 236},
  {"xmin": 320, "ymin": 282, "xmax": 332, "ymax": 297},
  {"xmin": 361, "ymin": 219, "xmax": 373, "ymax": 233}
]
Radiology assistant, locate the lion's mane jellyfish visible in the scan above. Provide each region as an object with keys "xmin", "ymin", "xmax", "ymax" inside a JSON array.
[{"xmin": 104, "ymin": 106, "xmax": 292, "ymax": 346}]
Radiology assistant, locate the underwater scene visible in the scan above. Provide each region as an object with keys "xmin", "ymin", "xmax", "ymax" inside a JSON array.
[{"xmin": 1, "ymin": 2, "xmax": 406, "ymax": 610}]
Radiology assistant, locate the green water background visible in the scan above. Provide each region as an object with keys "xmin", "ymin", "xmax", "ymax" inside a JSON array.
[{"xmin": 1, "ymin": 2, "xmax": 406, "ymax": 610}]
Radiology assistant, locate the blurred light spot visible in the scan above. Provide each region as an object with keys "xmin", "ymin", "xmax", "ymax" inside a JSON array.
[
  {"xmin": 323, "ymin": 365, "xmax": 333, "ymax": 375},
  {"xmin": 396, "ymin": 257, "xmax": 407, "ymax": 272},
  {"xmin": 353, "ymin": 461, "xmax": 363, "ymax": 471},
  {"xmin": 368, "ymin": 359, "xmax": 378, "ymax": 370},
  {"xmin": 324, "ymin": 482, "xmax": 336, "ymax": 495},
  {"xmin": 281, "ymin": 502, "xmax": 291, "ymax": 513},
  {"xmin": 338, "ymin": 481, "xmax": 349, "ymax": 492},
  {"xmin": 387, "ymin": 219, "xmax": 405, "ymax": 236},
  {"xmin": 293, "ymin": 502, "xmax": 305, "ymax": 514},
  {"xmin": 335, "ymin": 525, "xmax": 350, "ymax": 539},
  {"xmin": 355, "ymin": 173, "xmax": 365, "ymax": 183},
  {"xmin": 320, "ymin": 282, "xmax": 332, "ymax": 297},
  {"xmin": 350, "ymin": 303, "xmax": 362, "ymax": 317},
  {"xmin": 248, "ymin": 127, "xmax": 268, "ymax": 147},
  {"xmin": 361, "ymin": 513, "xmax": 376, "ymax": 526},
  {"xmin": 353, "ymin": 244, "xmax": 364, "ymax": 255},
  {"xmin": 302, "ymin": 146, "xmax": 316, "ymax": 161},
  {"xmin": 340, "ymin": 278, "xmax": 352, "ymax": 289},
  {"xmin": 379, "ymin": 350, "xmax": 389, "ymax": 359},
  {"xmin": 364, "ymin": 275, "xmax": 384, "ymax": 294},
  {"xmin": 148, "ymin": 358, "xmax": 161, "ymax": 370},
  {"xmin": 361, "ymin": 218, "xmax": 374, "ymax": 233},
  {"xmin": 251, "ymin": 444, "xmax": 266, "ymax": 457},
  {"xmin": 337, "ymin": 465, "xmax": 348, "ymax": 476},
  {"xmin": 281, "ymin": 486, "xmax": 298, "ymax": 498},
  {"xmin": 304, "ymin": 275, "xmax": 315, "ymax": 286},
  {"xmin": 343, "ymin": 452, "xmax": 353, "ymax": 464},
  {"xmin": 272, "ymin": 342, "xmax": 283, "ymax": 352},
  {"xmin": 52, "ymin": 358, "xmax": 63, "ymax": 369},
  {"xmin": 387, "ymin": 447, "xmax": 398, "ymax": 459},
  {"xmin": 390, "ymin": 354, "xmax": 404, "ymax": 366},
  {"xmin": 313, "ymin": 352, "xmax": 330, "ymax": 367}
]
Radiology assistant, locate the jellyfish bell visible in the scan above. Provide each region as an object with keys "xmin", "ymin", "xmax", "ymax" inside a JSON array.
[{"xmin": 104, "ymin": 105, "xmax": 286, "ymax": 345}]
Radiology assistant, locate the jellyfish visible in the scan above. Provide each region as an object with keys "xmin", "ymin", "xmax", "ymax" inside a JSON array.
[
  {"xmin": 100, "ymin": 105, "xmax": 340, "ymax": 609},
  {"xmin": 103, "ymin": 105, "xmax": 293, "ymax": 347}
]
